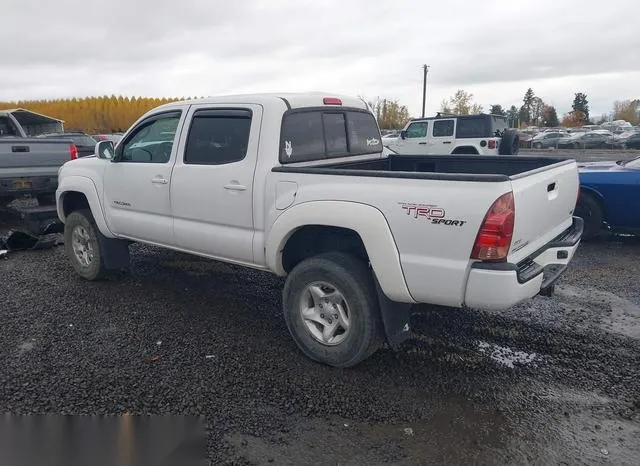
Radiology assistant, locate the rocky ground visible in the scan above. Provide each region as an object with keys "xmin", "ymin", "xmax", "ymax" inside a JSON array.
[{"xmin": 1, "ymin": 150, "xmax": 638, "ymax": 465}]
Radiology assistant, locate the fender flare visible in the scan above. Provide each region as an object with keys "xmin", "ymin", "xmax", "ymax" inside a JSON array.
[
  {"xmin": 266, "ymin": 200, "xmax": 414, "ymax": 303},
  {"xmin": 56, "ymin": 175, "xmax": 115, "ymax": 238}
]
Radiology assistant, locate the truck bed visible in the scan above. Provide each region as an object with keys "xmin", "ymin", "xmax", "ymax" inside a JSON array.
[{"xmin": 272, "ymin": 154, "xmax": 573, "ymax": 181}]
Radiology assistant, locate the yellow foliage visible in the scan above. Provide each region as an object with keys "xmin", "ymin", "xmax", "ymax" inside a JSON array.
[{"xmin": 0, "ymin": 96, "xmax": 187, "ymax": 133}]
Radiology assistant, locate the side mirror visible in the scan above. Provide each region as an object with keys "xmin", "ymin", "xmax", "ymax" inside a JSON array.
[
  {"xmin": 400, "ymin": 130, "xmax": 407, "ymax": 140},
  {"xmin": 95, "ymin": 140, "xmax": 115, "ymax": 160}
]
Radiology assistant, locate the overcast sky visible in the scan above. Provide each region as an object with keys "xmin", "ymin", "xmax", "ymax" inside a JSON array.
[{"xmin": 3, "ymin": 0, "xmax": 639, "ymax": 119}]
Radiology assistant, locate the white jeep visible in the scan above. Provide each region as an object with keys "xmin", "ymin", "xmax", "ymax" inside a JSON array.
[{"xmin": 385, "ymin": 113, "xmax": 520, "ymax": 156}]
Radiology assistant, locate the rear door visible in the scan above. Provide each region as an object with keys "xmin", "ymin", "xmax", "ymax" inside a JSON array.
[
  {"xmin": 507, "ymin": 161, "xmax": 580, "ymax": 264},
  {"xmin": 429, "ymin": 119, "xmax": 456, "ymax": 154},
  {"xmin": 170, "ymin": 104, "xmax": 262, "ymax": 264}
]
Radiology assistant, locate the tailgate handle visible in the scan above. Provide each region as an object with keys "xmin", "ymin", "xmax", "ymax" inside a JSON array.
[
  {"xmin": 11, "ymin": 145, "xmax": 30, "ymax": 153},
  {"xmin": 547, "ymin": 182, "xmax": 556, "ymax": 192}
]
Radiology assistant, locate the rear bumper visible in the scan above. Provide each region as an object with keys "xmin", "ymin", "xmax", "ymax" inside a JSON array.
[
  {"xmin": 0, "ymin": 175, "xmax": 58, "ymax": 197},
  {"xmin": 464, "ymin": 216, "xmax": 583, "ymax": 310}
]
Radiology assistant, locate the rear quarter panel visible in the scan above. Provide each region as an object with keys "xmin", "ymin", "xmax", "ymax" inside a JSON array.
[{"xmin": 265, "ymin": 171, "xmax": 511, "ymax": 307}]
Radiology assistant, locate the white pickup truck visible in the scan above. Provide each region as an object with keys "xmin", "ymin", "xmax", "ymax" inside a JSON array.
[{"xmin": 55, "ymin": 93, "xmax": 583, "ymax": 367}]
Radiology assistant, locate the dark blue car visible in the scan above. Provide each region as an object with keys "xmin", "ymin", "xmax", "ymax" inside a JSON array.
[{"xmin": 576, "ymin": 156, "xmax": 640, "ymax": 239}]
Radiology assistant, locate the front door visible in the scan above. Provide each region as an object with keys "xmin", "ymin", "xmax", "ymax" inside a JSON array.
[
  {"xmin": 170, "ymin": 104, "xmax": 262, "ymax": 264},
  {"xmin": 396, "ymin": 120, "xmax": 429, "ymax": 154},
  {"xmin": 102, "ymin": 109, "xmax": 188, "ymax": 245},
  {"xmin": 428, "ymin": 119, "xmax": 456, "ymax": 154}
]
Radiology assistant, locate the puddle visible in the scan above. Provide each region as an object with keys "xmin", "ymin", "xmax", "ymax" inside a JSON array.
[
  {"xmin": 228, "ymin": 399, "xmax": 513, "ymax": 465},
  {"xmin": 477, "ymin": 341, "xmax": 538, "ymax": 368}
]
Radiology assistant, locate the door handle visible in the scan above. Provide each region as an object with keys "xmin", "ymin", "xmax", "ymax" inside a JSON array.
[
  {"xmin": 12, "ymin": 145, "xmax": 30, "ymax": 153},
  {"xmin": 151, "ymin": 176, "xmax": 169, "ymax": 185},
  {"xmin": 224, "ymin": 183, "xmax": 247, "ymax": 191},
  {"xmin": 442, "ymin": 141, "xmax": 452, "ymax": 144},
  {"xmin": 418, "ymin": 142, "xmax": 427, "ymax": 145}
]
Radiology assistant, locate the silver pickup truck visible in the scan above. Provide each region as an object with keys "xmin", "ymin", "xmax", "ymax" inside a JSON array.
[{"xmin": 0, "ymin": 110, "xmax": 76, "ymax": 206}]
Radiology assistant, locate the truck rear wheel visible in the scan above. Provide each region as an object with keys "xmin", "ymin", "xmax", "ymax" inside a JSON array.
[
  {"xmin": 282, "ymin": 252, "xmax": 382, "ymax": 368},
  {"xmin": 64, "ymin": 209, "xmax": 109, "ymax": 280}
]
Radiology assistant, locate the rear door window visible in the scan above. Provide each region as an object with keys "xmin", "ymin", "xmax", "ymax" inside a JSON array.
[
  {"xmin": 280, "ymin": 109, "xmax": 381, "ymax": 163},
  {"xmin": 184, "ymin": 109, "xmax": 252, "ymax": 165},
  {"xmin": 432, "ymin": 120, "xmax": 454, "ymax": 137}
]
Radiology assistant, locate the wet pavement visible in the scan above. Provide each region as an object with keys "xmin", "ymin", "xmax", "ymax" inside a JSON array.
[
  {"xmin": 2, "ymin": 149, "xmax": 640, "ymax": 465},
  {"xmin": 1, "ymin": 210, "xmax": 639, "ymax": 465}
]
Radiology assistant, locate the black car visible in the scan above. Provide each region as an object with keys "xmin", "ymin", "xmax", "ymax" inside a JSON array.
[
  {"xmin": 625, "ymin": 134, "xmax": 640, "ymax": 149},
  {"xmin": 557, "ymin": 132, "xmax": 613, "ymax": 149},
  {"xmin": 37, "ymin": 132, "xmax": 98, "ymax": 157}
]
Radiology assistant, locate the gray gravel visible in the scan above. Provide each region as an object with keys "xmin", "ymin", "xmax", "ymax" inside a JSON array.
[{"xmin": 1, "ymin": 155, "xmax": 639, "ymax": 464}]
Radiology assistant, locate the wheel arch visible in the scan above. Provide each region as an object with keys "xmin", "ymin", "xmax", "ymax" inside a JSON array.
[
  {"xmin": 579, "ymin": 185, "xmax": 607, "ymax": 216},
  {"xmin": 266, "ymin": 201, "xmax": 414, "ymax": 303},
  {"xmin": 451, "ymin": 146, "xmax": 479, "ymax": 154},
  {"xmin": 56, "ymin": 176, "xmax": 115, "ymax": 238}
]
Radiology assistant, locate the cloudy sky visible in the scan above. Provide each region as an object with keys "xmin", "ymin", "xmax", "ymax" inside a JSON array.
[{"xmin": 3, "ymin": 0, "xmax": 639, "ymax": 119}]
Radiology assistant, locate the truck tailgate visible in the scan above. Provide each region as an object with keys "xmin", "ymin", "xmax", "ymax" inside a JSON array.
[
  {"xmin": 0, "ymin": 140, "xmax": 72, "ymax": 171},
  {"xmin": 508, "ymin": 160, "xmax": 579, "ymax": 264}
]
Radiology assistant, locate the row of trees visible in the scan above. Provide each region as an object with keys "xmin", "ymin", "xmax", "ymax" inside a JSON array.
[
  {"xmin": 1, "ymin": 92, "xmax": 637, "ymax": 133},
  {"xmin": 601, "ymin": 99, "xmax": 640, "ymax": 125},
  {"xmin": 438, "ymin": 88, "xmax": 581, "ymax": 128},
  {"xmin": 0, "ymin": 96, "xmax": 192, "ymax": 133},
  {"xmin": 441, "ymin": 88, "xmax": 640, "ymax": 128}
]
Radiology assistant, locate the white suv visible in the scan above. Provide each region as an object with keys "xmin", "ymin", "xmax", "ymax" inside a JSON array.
[{"xmin": 385, "ymin": 113, "xmax": 520, "ymax": 156}]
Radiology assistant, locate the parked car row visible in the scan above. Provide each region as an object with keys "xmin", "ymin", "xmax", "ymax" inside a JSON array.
[{"xmin": 527, "ymin": 129, "xmax": 640, "ymax": 150}]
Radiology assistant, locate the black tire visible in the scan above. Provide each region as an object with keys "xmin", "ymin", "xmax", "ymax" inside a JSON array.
[
  {"xmin": 282, "ymin": 252, "xmax": 382, "ymax": 368},
  {"xmin": 64, "ymin": 209, "xmax": 109, "ymax": 280},
  {"xmin": 574, "ymin": 192, "xmax": 604, "ymax": 241},
  {"xmin": 36, "ymin": 193, "xmax": 56, "ymax": 206},
  {"xmin": 499, "ymin": 130, "xmax": 520, "ymax": 155}
]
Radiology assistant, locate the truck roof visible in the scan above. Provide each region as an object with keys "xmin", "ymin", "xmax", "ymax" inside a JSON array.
[{"xmin": 154, "ymin": 92, "xmax": 369, "ymax": 112}]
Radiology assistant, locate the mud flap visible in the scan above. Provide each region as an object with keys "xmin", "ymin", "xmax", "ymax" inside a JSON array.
[
  {"xmin": 374, "ymin": 276, "xmax": 413, "ymax": 348},
  {"xmin": 98, "ymin": 236, "xmax": 130, "ymax": 271}
]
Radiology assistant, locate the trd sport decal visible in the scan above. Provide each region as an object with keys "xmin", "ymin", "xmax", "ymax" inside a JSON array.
[{"xmin": 399, "ymin": 203, "xmax": 467, "ymax": 227}]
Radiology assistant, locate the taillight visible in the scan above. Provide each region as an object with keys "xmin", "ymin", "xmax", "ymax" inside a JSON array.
[
  {"xmin": 323, "ymin": 97, "xmax": 342, "ymax": 105},
  {"xmin": 70, "ymin": 144, "xmax": 78, "ymax": 160},
  {"xmin": 471, "ymin": 192, "xmax": 515, "ymax": 261},
  {"xmin": 488, "ymin": 139, "xmax": 497, "ymax": 149}
]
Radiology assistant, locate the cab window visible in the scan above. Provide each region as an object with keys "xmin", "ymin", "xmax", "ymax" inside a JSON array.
[{"xmin": 119, "ymin": 112, "xmax": 181, "ymax": 163}]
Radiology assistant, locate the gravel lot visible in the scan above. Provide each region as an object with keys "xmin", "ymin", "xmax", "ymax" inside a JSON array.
[{"xmin": 1, "ymin": 150, "xmax": 639, "ymax": 465}]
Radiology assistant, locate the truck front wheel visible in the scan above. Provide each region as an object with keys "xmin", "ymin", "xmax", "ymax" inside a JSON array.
[
  {"xmin": 64, "ymin": 209, "xmax": 108, "ymax": 280},
  {"xmin": 282, "ymin": 252, "xmax": 382, "ymax": 368}
]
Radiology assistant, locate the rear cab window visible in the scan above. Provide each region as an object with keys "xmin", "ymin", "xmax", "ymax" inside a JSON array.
[{"xmin": 280, "ymin": 108, "xmax": 382, "ymax": 163}]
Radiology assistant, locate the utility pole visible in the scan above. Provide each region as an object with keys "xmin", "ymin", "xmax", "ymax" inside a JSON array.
[{"xmin": 421, "ymin": 64, "xmax": 430, "ymax": 118}]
